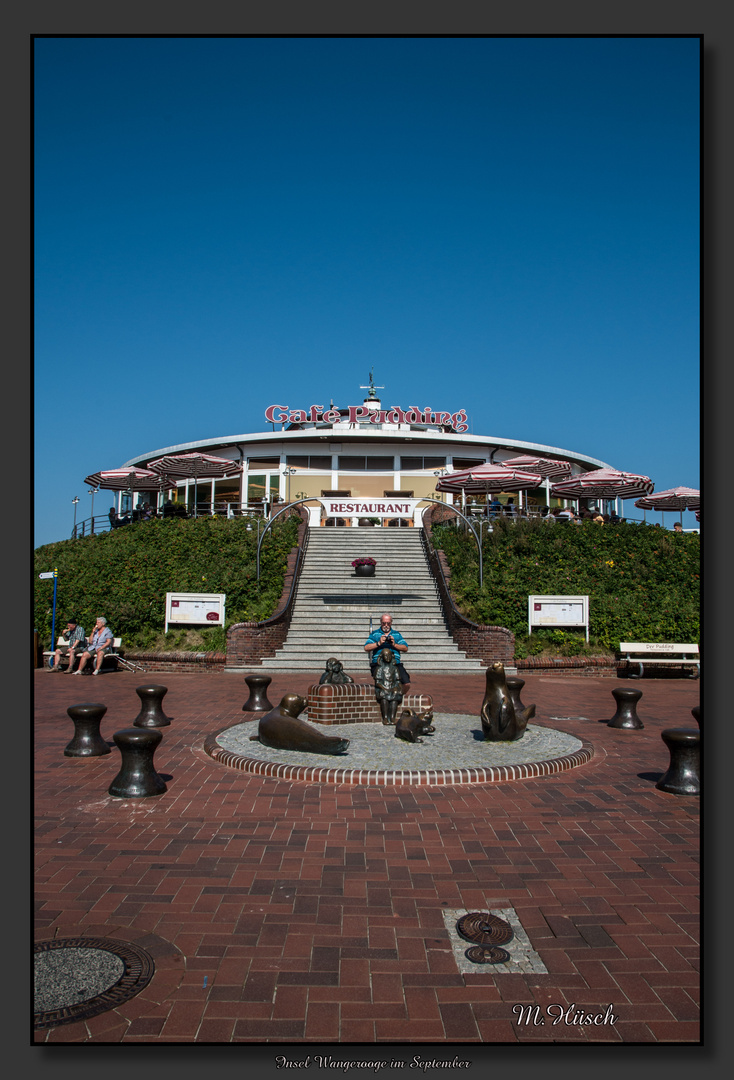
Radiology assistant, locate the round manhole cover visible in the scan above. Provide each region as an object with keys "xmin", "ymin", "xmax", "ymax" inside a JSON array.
[
  {"xmin": 456, "ymin": 912, "xmax": 514, "ymax": 947},
  {"xmin": 34, "ymin": 938, "xmax": 154, "ymax": 1029},
  {"xmin": 465, "ymin": 945, "xmax": 512, "ymax": 964}
]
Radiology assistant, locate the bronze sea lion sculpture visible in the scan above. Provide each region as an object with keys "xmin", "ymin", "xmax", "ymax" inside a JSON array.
[
  {"xmin": 249, "ymin": 693, "xmax": 350, "ymax": 755},
  {"xmin": 395, "ymin": 708, "xmax": 436, "ymax": 744},
  {"xmin": 480, "ymin": 662, "xmax": 535, "ymax": 742}
]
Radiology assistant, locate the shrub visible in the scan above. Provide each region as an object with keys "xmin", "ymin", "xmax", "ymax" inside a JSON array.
[
  {"xmin": 431, "ymin": 518, "xmax": 700, "ymax": 651},
  {"xmin": 33, "ymin": 514, "xmax": 300, "ymax": 649}
]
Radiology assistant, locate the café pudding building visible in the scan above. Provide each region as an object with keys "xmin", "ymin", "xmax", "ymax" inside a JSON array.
[{"xmin": 121, "ymin": 381, "xmax": 612, "ymax": 523}]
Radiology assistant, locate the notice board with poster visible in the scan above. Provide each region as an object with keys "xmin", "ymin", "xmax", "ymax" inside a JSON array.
[
  {"xmin": 528, "ymin": 595, "xmax": 589, "ymax": 643},
  {"xmin": 165, "ymin": 593, "xmax": 226, "ymax": 634}
]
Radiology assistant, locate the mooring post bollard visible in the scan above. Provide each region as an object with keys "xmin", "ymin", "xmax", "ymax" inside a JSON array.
[
  {"xmin": 242, "ymin": 674, "xmax": 274, "ymax": 713},
  {"xmin": 607, "ymin": 687, "xmax": 644, "ymax": 729},
  {"xmin": 691, "ymin": 705, "xmax": 700, "ymax": 727},
  {"xmin": 505, "ymin": 677, "xmax": 527, "ymax": 716},
  {"xmin": 64, "ymin": 703, "xmax": 111, "ymax": 757},
  {"xmin": 133, "ymin": 685, "xmax": 172, "ymax": 728},
  {"xmin": 108, "ymin": 727, "xmax": 167, "ymax": 798},
  {"xmin": 656, "ymin": 727, "xmax": 700, "ymax": 796}
]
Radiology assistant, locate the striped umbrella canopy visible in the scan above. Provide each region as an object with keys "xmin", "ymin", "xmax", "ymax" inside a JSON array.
[
  {"xmin": 436, "ymin": 463, "xmax": 542, "ymax": 512},
  {"xmin": 634, "ymin": 486, "xmax": 700, "ymax": 512},
  {"xmin": 84, "ymin": 467, "xmax": 161, "ymax": 491},
  {"xmin": 551, "ymin": 468, "xmax": 654, "ymax": 501},
  {"xmin": 497, "ymin": 455, "xmax": 572, "ymax": 479},
  {"xmin": 147, "ymin": 453, "xmax": 242, "ymax": 516}
]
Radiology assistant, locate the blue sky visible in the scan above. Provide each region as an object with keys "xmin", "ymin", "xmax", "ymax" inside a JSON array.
[{"xmin": 34, "ymin": 36, "xmax": 700, "ymax": 547}]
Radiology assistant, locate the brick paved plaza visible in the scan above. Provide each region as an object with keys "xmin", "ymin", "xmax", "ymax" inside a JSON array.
[{"xmin": 33, "ymin": 668, "xmax": 700, "ymax": 1047}]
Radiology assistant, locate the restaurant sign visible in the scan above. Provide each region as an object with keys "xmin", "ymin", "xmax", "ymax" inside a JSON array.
[
  {"xmin": 265, "ymin": 403, "xmax": 469, "ymax": 433},
  {"xmin": 319, "ymin": 498, "xmax": 421, "ymax": 519}
]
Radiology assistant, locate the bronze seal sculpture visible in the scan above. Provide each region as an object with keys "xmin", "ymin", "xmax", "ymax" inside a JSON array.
[
  {"xmin": 395, "ymin": 708, "xmax": 436, "ymax": 744},
  {"xmin": 249, "ymin": 693, "xmax": 350, "ymax": 756},
  {"xmin": 480, "ymin": 662, "xmax": 535, "ymax": 741}
]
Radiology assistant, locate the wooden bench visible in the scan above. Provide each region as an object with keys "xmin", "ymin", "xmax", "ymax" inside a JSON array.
[
  {"xmin": 618, "ymin": 642, "xmax": 699, "ymax": 679},
  {"xmin": 44, "ymin": 637, "xmax": 124, "ymax": 672}
]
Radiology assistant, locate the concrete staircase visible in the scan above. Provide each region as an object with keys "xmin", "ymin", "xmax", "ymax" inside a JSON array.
[{"xmin": 258, "ymin": 527, "xmax": 485, "ymax": 674}]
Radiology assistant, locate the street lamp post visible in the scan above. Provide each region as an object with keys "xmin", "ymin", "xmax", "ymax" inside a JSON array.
[
  {"xmin": 89, "ymin": 486, "xmax": 99, "ymax": 535},
  {"xmin": 71, "ymin": 496, "xmax": 80, "ymax": 536},
  {"xmin": 284, "ymin": 466, "xmax": 296, "ymax": 504}
]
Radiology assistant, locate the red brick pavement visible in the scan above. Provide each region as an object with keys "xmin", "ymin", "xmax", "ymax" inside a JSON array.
[{"xmin": 33, "ymin": 668, "xmax": 700, "ymax": 1044}]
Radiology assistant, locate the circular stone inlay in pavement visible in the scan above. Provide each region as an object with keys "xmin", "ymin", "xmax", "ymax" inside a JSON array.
[
  {"xmin": 206, "ymin": 714, "xmax": 593, "ymax": 786},
  {"xmin": 34, "ymin": 938, "xmax": 154, "ymax": 1029}
]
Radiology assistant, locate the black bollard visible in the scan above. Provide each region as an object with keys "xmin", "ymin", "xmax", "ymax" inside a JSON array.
[
  {"xmin": 656, "ymin": 728, "xmax": 700, "ymax": 796},
  {"xmin": 133, "ymin": 685, "xmax": 172, "ymax": 728},
  {"xmin": 607, "ymin": 687, "xmax": 644, "ymax": 729},
  {"xmin": 64, "ymin": 703, "xmax": 111, "ymax": 757},
  {"xmin": 505, "ymin": 677, "xmax": 527, "ymax": 715},
  {"xmin": 691, "ymin": 705, "xmax": 700, "ymax": 728},
  {"xmin": 108, "ymin": 728, "xmax": 167, "ymax": 798},
  {"xmin": 242, "ymin": 674, "xmax": 274, "ymax": 713}
]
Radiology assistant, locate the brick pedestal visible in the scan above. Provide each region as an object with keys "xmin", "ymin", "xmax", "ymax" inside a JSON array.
[{"xmin": 307, "ymin": 682, "xmax": 433, "ymax": 725}]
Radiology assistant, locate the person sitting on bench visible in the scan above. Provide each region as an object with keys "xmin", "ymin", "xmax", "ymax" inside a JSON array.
[{"xmin": 74, "ymin": 617, "xmax": 114, "ymax": 676}]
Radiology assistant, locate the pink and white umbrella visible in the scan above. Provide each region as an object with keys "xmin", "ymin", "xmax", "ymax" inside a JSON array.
[
  {"xmin": 634, "ymin": 486, "xmax": 700, "ymax": 528},
  {"xmin": 634, "ymin": 486, "xmax": 700, "ymax": 512},
  {"xmin": 551, "ymin": 468, "xmax": 654, "ymax": 501},
  {"xmin": 498, "ymin": 455, "xmax": 572, "ymax": 506},
  {"xmin": 84, "ymin": 467, "xmax": 160, "ymax": 491},
  {"xmin": 436, "ymin": 463, "xmax": 542, "ymax": 512},
  {"xmin": 147, "ymin": 453, "xmax": 242, "ymax": 516}
]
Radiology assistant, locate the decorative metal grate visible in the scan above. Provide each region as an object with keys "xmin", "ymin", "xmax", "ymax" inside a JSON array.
[{"xmin": 456, "ymin": 912, "xmax": 514, "ymax": 947}]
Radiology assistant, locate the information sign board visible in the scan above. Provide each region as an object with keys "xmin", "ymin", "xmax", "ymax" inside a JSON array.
[
  {"xmin": 165, "ymin": 593, "xmax": 226, "ymax": 634},
  {"xmin": 528, "ymin": 595, "xmax": 589, "ymax": 643}
]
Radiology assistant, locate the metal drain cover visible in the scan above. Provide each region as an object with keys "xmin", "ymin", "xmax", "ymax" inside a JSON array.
[
  {"xmin": 34, "ymin": 938, "xmax": 154, "ymax": 1029},
  {"xmin": 465, "ymin": 945, "xmax": 512, "ymax": 964},
  {"xmin": 456, "ymin": 912, "xmax": 514, "ymax": 947}
]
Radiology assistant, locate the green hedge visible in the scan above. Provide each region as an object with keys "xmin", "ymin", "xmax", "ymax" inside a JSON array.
[
  {"xmin": 431, "ymin": 517, "xmax": 700, "ymax": 652},
  {"xmin": 34, "ymin": 515, "xmax": 300, "ymax": 650}
]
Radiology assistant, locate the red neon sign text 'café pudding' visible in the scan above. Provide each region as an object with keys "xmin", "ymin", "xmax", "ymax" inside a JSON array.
[{"xmin": 264, "ymin": 403, "xmax": 469, "ymax": 432}]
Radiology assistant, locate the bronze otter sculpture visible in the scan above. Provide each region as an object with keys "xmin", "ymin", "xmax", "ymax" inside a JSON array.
[
  {"xmin": 395, "ymin": 708, "xmax": 435, "ymax": 744},
  {"xmin": 249, "ymin": 693, "xmax": 349, "ymax": 755},
  {"xmin": 480, "ymin": 662, "xmax": 535, "ymax": 741}
]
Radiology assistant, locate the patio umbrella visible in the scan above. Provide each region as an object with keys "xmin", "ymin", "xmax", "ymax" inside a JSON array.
[
  {"xmin": 84, "ymin": 467, "xmax": 160, "ymax": 491},
  {"xmin": 498, "ymin": 455, "xmax": 572, "ymax": 506},
  {"xmin": 436, "ymin": 464, "xmax": 542, "ymax": 513},
  {"xmin": 147, "ymin": 452, "xmax": 242, "ymax": 516},
  {"xmin": 550, "ymin": 468, "xmax": 654, "ymax": 509},
  {"xmin": 634, "ymin": 486, "xmax": 700, "ymax": 529}
]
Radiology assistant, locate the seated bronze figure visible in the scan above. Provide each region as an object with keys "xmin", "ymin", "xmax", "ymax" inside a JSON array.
[
  {"xmin": 374, "ymin": 647, "xmax": 403, "ymax": 726},
  {"xmin": 319, "ymin": 657, "xmax": 355, "ymax": 685}
]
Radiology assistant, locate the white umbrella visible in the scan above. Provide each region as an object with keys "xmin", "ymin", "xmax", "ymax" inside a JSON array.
[{"xmin": 147, "ymin": 453, "xmax": 242, "ymax": 517}]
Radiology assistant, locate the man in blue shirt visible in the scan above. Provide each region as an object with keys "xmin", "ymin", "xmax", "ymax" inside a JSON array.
[{"xmin": 365, "ymin": 613, "xmax": 410, "ymax": 693}]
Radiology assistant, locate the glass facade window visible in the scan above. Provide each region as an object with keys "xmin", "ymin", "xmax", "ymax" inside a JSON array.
[
  {"xmin": 451, "ymin": 457, "xmax": 486, "ymax": 470},
  {"xmin": 400, "ymin": 456, "xmax": 446, "ymax": 470},
  {"xmin": 338, "ymin": 456, "xmax": 395, "ymax": 470},
  {"xmin": 248, "ymin": 457, "xmax": 280, "ymax": 469},
  {"xmin": 286, "ymin": 455, "xmax": 332, "ymax": 469}
]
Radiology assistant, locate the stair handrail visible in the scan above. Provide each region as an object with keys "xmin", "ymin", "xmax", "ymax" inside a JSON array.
[
  {"xmin": 418, "ymin": 498, "xmax": 483, "ymax": 587},
  {"xmin": 256, "ymin": 499, "xmax": 314, "ymax": 581}
]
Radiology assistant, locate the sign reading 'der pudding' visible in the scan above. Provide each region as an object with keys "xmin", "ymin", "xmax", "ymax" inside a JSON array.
[
  {"xmin": 319, "ymin": 498, "xmax": 421, "ymax": 518},
  {"xmin": 265, "ymin": 403, "xmax": 468, "ymax": 433}
]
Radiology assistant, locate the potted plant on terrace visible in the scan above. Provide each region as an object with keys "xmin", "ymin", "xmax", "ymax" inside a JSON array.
[{"xmin": 352, "ymin": 557, "xmax": 377, "ymax": 577}]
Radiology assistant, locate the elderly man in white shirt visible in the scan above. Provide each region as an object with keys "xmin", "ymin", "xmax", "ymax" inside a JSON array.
[{"xmin": 73, "ymin": 617, "xmax": 114, "ymax": 676}]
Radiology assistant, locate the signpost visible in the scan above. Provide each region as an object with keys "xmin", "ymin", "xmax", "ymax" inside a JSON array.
[
  {"xmin": 528, "ymin": 595, "xmax": 589, "ymax": 644},
  {"xmin": 38, "ymin": 569, "xmax": 58, "ymax": 650},
  {"xmin": 164, "ymin": 593, "xmax": 226, "ymax": 634}
]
